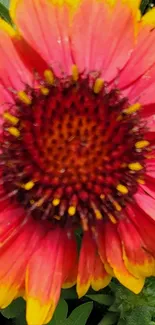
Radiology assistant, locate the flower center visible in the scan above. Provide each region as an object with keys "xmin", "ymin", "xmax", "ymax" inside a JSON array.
[{"xmin": 0, "ymin": 70, "xmax": 149, "ymax": 228}]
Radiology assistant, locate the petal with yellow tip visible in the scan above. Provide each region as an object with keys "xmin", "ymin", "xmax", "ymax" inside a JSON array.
[
  {"xmin": 96, "ymin": 222, "xmax": 115, "ymax": 277},
  {"xmin": 0, "ymin": 220, "xmax": 43, "ymax": 309},
  {"xmin": 26, "ymin": 229, "xmax": 65, "ymax": 325},
  {"xmin": 77, "ymin": 231, "xmax": 96, "ymax": 298},
  {"xmin": 118, "ymin": 219, "xmax": 155, "ymax": 278},
  {"xmin": 62, "ymin": 230, "xmax": 78, "ymax": 289},
  {"xmin": 126, "ymin": 204, "xmax": 155, "ymax": 257},
  {"xmin": 91, "ymin": 254, "xmax": 111, "ymax": 292},
  {"xmin": 105, "ymin": 223, "xmax": 145, "ymax": 294}
]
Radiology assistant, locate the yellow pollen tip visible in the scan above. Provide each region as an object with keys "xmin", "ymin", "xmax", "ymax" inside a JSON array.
[
  {"xmin": 100, "ymin": 194, "xmax": 105, "ymax": 200},
  {"xmin": 123, "ymin": 103, "xmax": 141, "ymax": 115},
  {"xmin": 3, "ymin": 112, "xmax": 19, "ymax": 125},
  {"xmin": 137, "ymin": 178, "xmax": 145, "ymax": 185},
  {"xmin": 116, "ymin": 184, "xmax": 128, "ymax": 195},
  {"xmin": 135, "ymin": 140, "xmax": 150, "ymax": 149},
  {"xmin": 116, "ymin": 115, "xmax": 123, "ymax": 122},
  {"xmin": 68, "ymin": 206, "xmax": 76, "ymax": 216},
  {"xmin": 95, "ymin": 209, "xmax": 103, "ymax": 220},
  {"xmin": 8, "ymin": 127, "xmax": 20, "ymax": 137},
  {"xmin": 35, "ymin": 198, "xmax": 45, "ymax": 207},
  {"xmin": 52, "ymin": 198, "xmax": 60, "ymax": 206},
  {"xmin": 54, "ymin": 215, "xmax": 61, "ymax": 220},
  {"xmin": 113, "ymin": 201, "xmax": 122, "ymax": 212},
  {"xmin": 40, "ymin": 87, "xmax": 50, "ymax": 96},
  {"xmin": 17, "ymin": 91, "xmax": 32, "ymax": 105},
  {"xmin": 108, "ymin": 214, "xmax": 117, "ymax": 224},
  {"xmin": 94, "ymin": 78, "xmax": 104, "ymax": 94},
  {"xmin": 72, "ymin": 64, "xmax": 79, "ymax": 81},
  {"xmin": 44, "ymin": 69, "xmax": 54, "ymax": 85},
  {"xmin": 128, "ymin": 162, "xmax": 143, "ymax": 171},
  {"xmin": 23, "ymin": 181, "xmax": 35, "ymax": 190}
]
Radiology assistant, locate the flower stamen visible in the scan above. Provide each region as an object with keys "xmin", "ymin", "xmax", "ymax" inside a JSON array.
[
  {"xmin": 135, "ymin": 140, "xmax": 150, "ymax": 149},
  {"xmin": 22, "ymin": 181, "xmax": 35, "ymax": 191},
  {"xmin": 52, "ymin": 198, "xmax": 60, "ymax": 206},
  {"xmin": 93, "ymin": 78, "xmax": 104, "ymax": 94},
  {"xmin": 3, "ymin": 112, "xmax": 19, "ymax": 125},
  {"xmin": 40, "ymin": 87, "xmax": 50, "ymax": 96},
  {"xmin": 72, "ymin": 65, "xmax": 79, "ymax": 82},
  {"xmin": 17, "ymin": 91, "xmax": 32, "ymax": 105},
  {"xmin": 128, "ymin": 162, "xmax": 143, "ymax": 171},
  {"xmin": 0, "ymin": 72, "xmax": 149, "ymax": 229},
  {"xmin": 68, "ymin": 206, "xmax": 76, "ymax": 216},
  {"xmin": 123, "ymin": 103, "xmax": 141, "ymax": 115},
  {"xmin": 8, "ymin": 126, "xmax": 20, "ymax": 137},
  {"xmin": 116, "ymin": 184, "xmax": 129, "ymax": 195},
  {"xmin": 44, "ymin": 69, "xmax": 54, "ymax": 85}
]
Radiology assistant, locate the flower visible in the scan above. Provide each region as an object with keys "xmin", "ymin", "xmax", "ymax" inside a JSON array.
[{"xmin": 0, "ymin": 0, "xmax": 155, "ymax": 323}]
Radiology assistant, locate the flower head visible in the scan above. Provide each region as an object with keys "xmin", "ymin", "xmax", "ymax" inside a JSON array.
[{"xmin": 0, "ymin": 0, "xmax": 155, "ymax": 324}]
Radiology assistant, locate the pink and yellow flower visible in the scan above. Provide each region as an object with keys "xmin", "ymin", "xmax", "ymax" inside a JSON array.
[{"xmin": 0, "ymin": 0, "xmax": 155, "ymax": 323}]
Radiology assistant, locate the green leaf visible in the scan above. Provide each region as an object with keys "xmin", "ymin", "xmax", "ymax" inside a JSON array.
[
  {"xmin": 140, "ymin": 0, "xmax": 154, "ymax": 14},
  {"xmin": 140, "ymin": 0, "xmax": 150, "ymax": 13},
  {"xmin": 14, "ymin": 312, "xmax": 27, "ymax": 325},
  {"xmin": 117, "ymin": 320, "xmax": 126, "ymax": 325},
  {"xmin": 86, "ymin": 294, "xmax": 114, "ymax": 306},
  {"xmin": 61, "ymin": 287, "xmax": 77, "ymax": 300},
  {"xmin": 48, "ymin": 299, "xmax": 68, "ymax": 325},
  {"xmin": 48, "ymin": 301, "xmax": 93, "ymax": 325},
  {"xmin": 98, "ymin": 312, "xmax": 118, "ymax": 325},
  {"xmin": 66, "ymin": 302, "xmax": 93, "ymax": 325},
  {"xmin": 0, "ymin": 0, "xmax": 10, "ymax": 8},
  {"xmin": 0, "ymin": 1, "xmax": 12, "ymax": 25},
  {"xmin": 126, "ymin": 306, "xmax": 152, "ymax": 325},
  {"xmin": 0, "ymin": 298, "xmax": 25, "ymax": 319}
]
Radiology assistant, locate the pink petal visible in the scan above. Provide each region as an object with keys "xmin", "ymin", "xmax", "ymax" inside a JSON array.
[
  {"xmin": 140, "ymin": 176, "xmax": 155, "ymax": 199},
  {"xmin": 134, "ymin": 188, "xmax": 155, "ymax": 221},
  {"xmin": 0, "ymin": 21, "xmax": 33, "ymax": 89},
  {"xmin": 71, "ymin": 0, "xmax": 136, "ymax": 80},
  {"xmin": 145, "ymin": 158, "xmax": 155, "ymax": 178},
  {"xmin": 126, "ymin": 203, "xmax": 155, "ymax": 256},
  {"xmin": 118, "ymin": 25, "xmax": 155, "ymax": 90},
  {"xmin": 11, "ymin": 0, "xmax": 73, "ymax": 76}
]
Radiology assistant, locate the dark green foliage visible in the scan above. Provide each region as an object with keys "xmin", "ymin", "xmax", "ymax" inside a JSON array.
[
  {"xmin": 0, "ymin": 298, "xmax": 25, "ymax": 319},
  {"xmin": 0, "ymin": 1, "xmax": 12, "ymax": 25}
]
